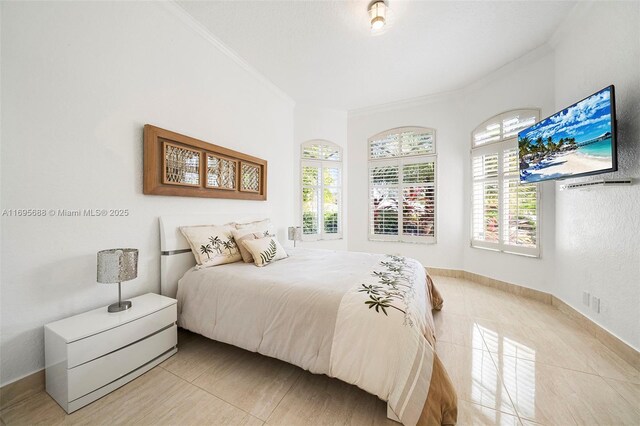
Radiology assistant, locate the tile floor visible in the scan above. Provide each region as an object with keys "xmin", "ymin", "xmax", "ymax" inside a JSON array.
[{"xmin": 1, "ymin": 277, "xmax": 639, "ymax": 425}]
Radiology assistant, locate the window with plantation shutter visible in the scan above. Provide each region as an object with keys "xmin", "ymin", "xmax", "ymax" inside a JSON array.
[
  {"xmin": 471, "ymin": 110, "xmax": 540, "ymax": 256},
  {"xmin": 472, "ymin": 110, "xmax": 538, "ymax": 147},
  {"xmin": 368, "ymin": 127, "xmax": 436, "ymax": 243},
  {"xmin": 301, "ymin": 140, "xmax": 342, "ymax": 241}
]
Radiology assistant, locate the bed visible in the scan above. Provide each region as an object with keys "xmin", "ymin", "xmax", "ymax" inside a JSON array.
[{"xmin": 160, "ymin": 215, "xmax": 457, "ymax": 425}]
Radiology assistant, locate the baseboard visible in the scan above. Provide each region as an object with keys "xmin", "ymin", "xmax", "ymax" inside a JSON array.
[
  {"xmin": 461, "ymin": 270, "xmax": 552, "ymax": 304},
  {"xmin": 424, "ymin": 267, "xmax": 465, "ymax": 279},
  {"xmin": 427, "ymin": 267, "xmax": 639, "ymax": 371},
  {"xmin": 0, "ymin": 369, "xmax": 44, "ymax": 411},
  {"xmin": 551, "ymin": 296, "xmax": 640, "ymax": 371},
  {"xmin": 426, "ymin": 267, "xmax": 552, "ymax": 304}
]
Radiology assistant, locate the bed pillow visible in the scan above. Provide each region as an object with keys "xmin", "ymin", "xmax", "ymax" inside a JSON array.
[
  {"xmin": 241, "ymin": 236, "xmax": 288, "ymax": 267},
  {"xmin": 230, "ymin": 228, "xmax": 265, "ymax": 263},
  {"xmin": 234, "ymin": 218, "xmax": 274, "ymax": 237},
  {"xmin": 180, "ymin": 224, "xmax": 242, "ymax": 268}
]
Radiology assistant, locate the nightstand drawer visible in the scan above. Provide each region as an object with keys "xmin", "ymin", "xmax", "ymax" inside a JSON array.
[
  {"xmin": 68, "ymin": 324, "xmax": 177, "ymax": 401},
  {"xmin": 67, "ymin": 304, "xmax": 176, "ymax": 368}
]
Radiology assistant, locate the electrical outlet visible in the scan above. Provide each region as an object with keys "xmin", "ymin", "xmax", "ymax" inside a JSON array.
[
  {"xmin": 582, "ymin": 291, "xmax": 590, "ymax": 306},
  {"xmin": 592, "ymin": 296, "xmax": 600, "ymax": 313}
]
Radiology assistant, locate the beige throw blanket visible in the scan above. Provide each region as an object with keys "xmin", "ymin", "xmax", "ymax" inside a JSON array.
[{"xmin": 177, "ymin": 249, "xmax": 457, "ymax": 425}]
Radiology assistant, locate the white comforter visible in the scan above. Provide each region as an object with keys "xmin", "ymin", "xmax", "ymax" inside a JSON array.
[{"xmin": 177, "ymin": 248, "xmax": 455, "ymax": 425}]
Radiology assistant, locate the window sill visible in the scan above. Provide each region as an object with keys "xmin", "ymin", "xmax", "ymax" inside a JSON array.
[
  {"xmin": 301, "ymin": 236, "xmax": 343, "ymax": 242},
  {"xmin": 368, "ymin": 237, "xmax": 437, "ymax": 245},
  {"xmin": 470, "ymin": 243, "xmax": 539, "ymax": 258}
]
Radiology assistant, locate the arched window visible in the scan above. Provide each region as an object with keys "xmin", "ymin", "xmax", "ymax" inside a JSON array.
[
  {"xmin": 368, "ymin": 127, "xmax": 436, "ymax": 243},
  {"xmin": 301, "ymin": 140, "xmax": 342, "ymax": 241},
  {"xmin": 471, "ymin": 109, "xmax": 541, "ymax": 256}
]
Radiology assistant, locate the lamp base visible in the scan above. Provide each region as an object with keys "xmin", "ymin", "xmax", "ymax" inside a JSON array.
[{"xmin": 107, "ymin": 300, "xmax": 132, "ymax": 313}]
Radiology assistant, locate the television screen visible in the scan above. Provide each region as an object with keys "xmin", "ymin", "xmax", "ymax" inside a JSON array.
[{"xmin": 518, "ymin": 86, "xmax": 617, "ymax": 183}]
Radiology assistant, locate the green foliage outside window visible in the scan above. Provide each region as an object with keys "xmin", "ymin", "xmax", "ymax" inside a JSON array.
[
  {"xmin": 302, "ymin": 165, "xmax": 340, "ymax": 235},
  {"xmin": 371, "ymin": 162, "xmax": 434, "ymax": 236},
  {"xmin": 302, "ymin": 212, "xmax": 339, "ymax": 234}
]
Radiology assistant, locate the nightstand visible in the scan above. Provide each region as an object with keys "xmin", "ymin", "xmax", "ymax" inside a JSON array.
[{"xmin": 44, "ymin": 293, "xmax": 177, "ymax": 413}]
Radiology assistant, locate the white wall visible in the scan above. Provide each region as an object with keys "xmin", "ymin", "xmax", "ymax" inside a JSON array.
[
  {"xmin": 347, "ymin": 96, "xmax": 467, "ymax": 269},
  {"xmin": 294, "ymin": 104, "xmax": 348, "ymax": 251},
  {"xmin": 461, "ymin": 47, "xmax": 557, "ymax": 294},
  {"xmin": 0, "ymin": 1, "xmax": 295, "ymax": 385},
  {"xmin": 552, "ymin": 2, "xmax": 640, "ymax": 350}
]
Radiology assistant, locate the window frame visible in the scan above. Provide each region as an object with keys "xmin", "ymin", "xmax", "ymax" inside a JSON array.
[
  {"xmin": 300, "ymin": 140, "xmax": 343, "ymax": 242},
  {"xmin": 367, "ymin": 126, "xmax": 437, "ymax": 244},
  {"xmin": 470, "ymin": 109, "xmax": 541, "ymax": 257}
]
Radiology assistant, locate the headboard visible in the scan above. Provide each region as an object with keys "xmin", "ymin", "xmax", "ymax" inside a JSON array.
[{"xmin": 159, "ymin": 214, "xmax": 274, "ymax": 298}]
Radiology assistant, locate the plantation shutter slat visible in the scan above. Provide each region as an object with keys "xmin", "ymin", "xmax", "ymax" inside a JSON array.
[
  {"xmin": 401, "ymin": 132, "xmax": 434, "ymax": 156},
  {"xmin": 472, "ymin": 153, "xmax": 499, "ymax": 180},
  {"xmin": 472, "ymin": 123, "xmax": 501, "ymax": 147},
  {"xmin": 502, "ymin": 114, "xmax": 538, "ymax": 139},
  {"xmin": 302, "ymin": 144, "xmax": 322, "ymax": 160},
  {"xmin": 370, "ymin": 136, "xmax": 401, "ymax": 159},
  {"xmin": 368, "ymin": 128, "xmax": 436, "ymax": 243},
  {"xmin": 473, "ymin": 110, "xmax": 539, "ymax": 148},
  {"xmin": 303, "ymin": 143, "xmax": 342, "ymax": 161}
]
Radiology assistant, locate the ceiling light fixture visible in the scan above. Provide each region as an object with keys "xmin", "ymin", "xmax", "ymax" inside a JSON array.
[{"xmin": 369, "ymin": 1, "xmax": 387, "ymax": 31}]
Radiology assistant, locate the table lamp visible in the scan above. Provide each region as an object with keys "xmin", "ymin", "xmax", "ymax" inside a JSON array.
[
  {"xmin": 97, "ymin": 248, "xmax": 138, "ymax": 313},
  {"xmin": 287, "ymin": 226, "xmax": 302, "ymax": 248}
]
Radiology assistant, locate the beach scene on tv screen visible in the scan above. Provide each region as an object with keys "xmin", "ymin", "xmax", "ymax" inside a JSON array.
[{"xmin": 519, "ymin": 87, "xmax": 613, "ymax": 183}]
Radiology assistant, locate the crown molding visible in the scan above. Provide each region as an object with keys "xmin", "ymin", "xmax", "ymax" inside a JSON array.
[
  {"xmin": 160, "ymin": 1, "xmax": 295, "ymax": 107},
  {"xmin": 348, "ymin": 43, "xmax": 554, "ymax": 118}
]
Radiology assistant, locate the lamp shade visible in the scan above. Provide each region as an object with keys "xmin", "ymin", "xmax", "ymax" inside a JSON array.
[
  {"xmin": 287, "ymin": 226, "xmax": 302, "ymax": 241},
  {"xmin": 97, "ymin": 248, "xmax": 138, "ymax": 284}
]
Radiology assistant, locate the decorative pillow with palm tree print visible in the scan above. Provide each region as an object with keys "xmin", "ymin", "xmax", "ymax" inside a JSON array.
[
  {"xmin": 180, "ymin": 224, "xmax": 242, "ymax": 268},
  {"xmin": 231, "ymin": 228, "xmax": 267, "ymax": 263},
  {"xmin": 241, "ymin": 236, "xmax": 288, "ymax": 267},
  {"xmin": 234, "ymin": 218, "xmax": 275, "ymax": 238}
]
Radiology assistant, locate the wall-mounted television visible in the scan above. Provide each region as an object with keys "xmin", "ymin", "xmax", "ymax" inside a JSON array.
[{"xmin": 518, "ymin": 85, "xmax": 617, "ymax": 183}]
